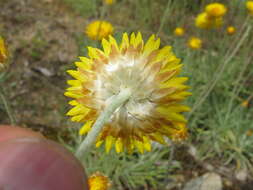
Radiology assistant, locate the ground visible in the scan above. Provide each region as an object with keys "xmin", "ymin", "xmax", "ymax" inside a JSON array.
[
  {"xmin": 1, "ymin": 0, "xmax": 253, "ymax": 189},
  {"xmin": 0, "ymin": 0, "xmax": 84, "ymax": 138}
]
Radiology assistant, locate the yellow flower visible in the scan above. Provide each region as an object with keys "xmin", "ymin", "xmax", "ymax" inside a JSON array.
[
  {"xmin": 241, "ymin": 100, "xmax": 249, "ymax": 108},
  {"xmin": 187, "ymin": 37, "xmax": 202, "ymax": 50},
  {"xmin": 0, "ymin": 37, "xmax": 8, "ymax": 71},
  {"xmin": 174, "ymin": 27, "xmax": 185, "ymax": 36},
  {"xmin": 103, "ymin": 0, "xmax": 115, "ymax": 5},
  {"xmin": 227, "ymin": 26, "xmax": 236, "ymax": 35},
  {"xmin": 85, "ymin": 20, "xmax": 114, "ymax": 41},
  {"xmin": 205, "ymin": 3, "xmax": 227, "ymax": 18},
  {"xmin": 88, "ymin": 172, "xmax": 111, "ymax": 190},
  {"xmin": 195, "ymin": 12, "xmax": 223, "ymax": 29},
  {"xmin": 65, "ymin": 32, "xmax": 191, "ymax": 153},
  {"xmin": 246, "ymin": 1, "xmax": 253, "ymax": 15},
  {"xmin": 246, "ymin": 129, "xmax": 253, "ymax": 137}
]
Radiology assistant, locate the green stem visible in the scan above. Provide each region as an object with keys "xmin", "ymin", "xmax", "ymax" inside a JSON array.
[
  {"xmin": 157, "ymin": 0, "xmax": 172, "ymax": 36},
  {"xmin": 0, "ymin": 88, "xmax": 16, "ymax": 125},
  {"xmin": 75, "ymin": 88, "xmax": 131, "ymax": 159},
  {"xmin": 189, "ymin": 25, "xmax": 252, "ymax": 116},
  {"xmin": 224, "ymin": 42, "xmax": 253, "ymax": 121}
]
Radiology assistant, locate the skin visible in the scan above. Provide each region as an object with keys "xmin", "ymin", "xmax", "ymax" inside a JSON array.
[{"xmin": 0, "ymin": 125, "xmax": 89, "ymax": 190}]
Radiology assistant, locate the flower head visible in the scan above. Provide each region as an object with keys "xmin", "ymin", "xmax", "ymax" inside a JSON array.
[
  {"xmin": 227, "ymin": 26, "xmax": 236, "ymax": 35},
  {"xmin": 0, "ymin": 37, "xmax": 8, "ymax": 71},
  {"xmin": 241, "ymin": 100, "xmax": 249, "ymax": 108},
  {"xmin": 205, "ymin": 3, "xmax": 227, "ymax": 18},
  {"xmin": 246, "ymin": 129, "xmax": 253, "ymax": 137},
  {"xmin": 246, "ymin": 1, "xmax": 253, "ymax": 15},
  {"xmin": 195, "ymin": 12, "xmax": 222, "ymax": 29},
  {"xmin": 174, "ymin": 27, "xmax": 185, "ymax": 36},
  {"xmin": 88, "ymin": 172, "xmax": 111, "ymax": 190},
  {"xmin": 103, "ymin": 0, "xmax": 115, "ymax": 5},
  {"xmin": 85, "ymin": 20, "xmax": 114, "ymax": 41},
  {"xmin": 187, "ymin": 37, "xmax": 202, "ymax": 50},
  {"xmin": 65, "ymin": 32, "xmax": 191, "ymax": 153}
]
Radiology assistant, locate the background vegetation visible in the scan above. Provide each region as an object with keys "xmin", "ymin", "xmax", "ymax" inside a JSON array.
[{"xmin": 0, "ymin": 0, "xmax": 253, "ymax": 189}]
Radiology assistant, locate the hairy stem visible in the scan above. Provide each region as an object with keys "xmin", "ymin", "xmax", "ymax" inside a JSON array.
[
  {"xmin": 157, "ymin": 0, "xmax": 172, "ymax": 36},
  {"xmin": 75, "ymin": 88, "xmax": 131, "ymax": 159}
]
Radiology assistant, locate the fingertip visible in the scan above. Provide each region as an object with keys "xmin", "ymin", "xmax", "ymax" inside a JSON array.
[
  {"xmin": 0, "ymin": 125, "xmax": 44, "ymax": 143},
  {"xmin": 0, "ymin": 133, "xmax": 89, "ymax": 189}
]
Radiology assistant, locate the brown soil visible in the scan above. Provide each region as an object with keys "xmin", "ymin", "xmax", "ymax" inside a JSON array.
[{"xmin": 0, "ymin": 0, "xmax": 85, "ymax": 138}]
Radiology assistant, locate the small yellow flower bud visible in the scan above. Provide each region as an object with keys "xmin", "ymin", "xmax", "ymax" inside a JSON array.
[
  {"xmin": 187, "ymin": 37, "xmax": 202, "ymax": 50},
  {"xmin": 227, "ymin": 26, "xmax": 236, "ymax": 35},
  {"xmin": 174, "ymin": 27, "xmax": 185, "ymax": 36}
]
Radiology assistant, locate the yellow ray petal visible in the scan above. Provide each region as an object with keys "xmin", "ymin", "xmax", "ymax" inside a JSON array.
[
  {"xmin": 96, "ymin": 140, "xmax": 104, "ymax": 148},
  {"xmin": 155, "ymin": 46, "xmax": 172, "ymax": 62},
  {"xmin": 120, "ymin": 32, "xmax": 129, "ymax": 51},
  {"xmin": 71, "ymin": 115, "xmax": 85, "ymax": 122},
  {"xmin": 67, "ymin": 80, "xmax": 82, "ymax": 87},
  {"xmin": 66, "ymin": 86, "xmax": 82, "ymax": 92},
  {"xmin": 105, "ymin": 136, "xmax": 115, "ymax": 153},
  {"xmin": 68, "ymin": 100, "xmax": 78, "ymax": 106},
  {"xmin": 79, "ymin": 56, "xmax": 93, "ymax": 67},
  {"xmin": 151, "ymin": 133, "xmax": 166, "ymax": 144},
  {"xmin": 157, "ymin": 106, "xmax": 187, "ymax": 122},
  {"xmin": 64, "ymin": 92, "xmax": 84, "ymax": 99},
  {"xmin": 75, "ymin": 61, "xmax": 92, "ymax": 71},
  {"xmin": 143, "ymin": 35, "xmax": 160, "ymax": 56},
  {"xmin": 79, "ymin": 120, "xmax": 93, "ymax": 135},
  {"xmin": 67, "ymin": 70, "xmax": 87, "ymax": 82},
  {"xmin": 66, "ymin": 104, "xmax": 90, "ymax": 116},
  {"xmin": 108, "ymin": 35, "xmax": 119, "ymax": 51},
  {"xmin": 130, "ymin": 33, "xmax": 136, "ymax": 46},
  {"xmin": 115, "ymin": 138, "xmax": 123, "ymax": 153},
  {"xmin": 143, "ymin": 136, "xmax": 151, "ymax": 152},
  {"xmin": 169, "ymin": 91, "xmax": 192, "ymax": 100},
  {"xmin": 102, "ymin": 38, "xmax": 111, "ymax": 55},
  {"xmin": 134, "ymin": 140, "xmax": 144, "ymax": 154},
  {"xmin": 160, "ymin": 77, "xmax": 188, "ymax": 89},
  {"xmin": 134, "ymin": 32, "xmax": 143, "ymax": 48},
  {"xmin": 88, "ymin": 47, "xmax": 100, "ymax": 59},
  {"xmin": 161, "ymin": 104, "xmax": 191, "ymax": 113}
]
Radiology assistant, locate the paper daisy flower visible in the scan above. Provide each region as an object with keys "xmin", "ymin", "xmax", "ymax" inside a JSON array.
[
  {"xmin": 195, "ymin": 12, "xmax": 222, "ymax": 29},
  {"xmin": 103, "ymin": 0, "xmax": 115, "ymax": 5},
  {"xmin": 227, "ymin": 26, "xmax": 236, "ymax": 35},
  {"xmin": 65, "ymin": 32, "xmax": 191, "ymax": 153},
  {"xmin": 246, "ymin": 1, "xmax": 253, "ymax": 15},
  {"xmin": 174, "ymin": 27, "xmax": 185, "ymax": 36},
  {"xmin": 188, "ymin": 37, "xmax": 202, "ymax": 50},
  {"xmin": 85, "ymin": 20, "xmax": 114, "ymax": 41},
  {"xmin": 246, "ymin": 129, "xmax": 253, "ymax": 137},
  {"xmin": 205, "ymin": 3, "xmax": 227, "ymax": 18},
  {"xmin": 241, "ymin": 100, "xmax": 249, "ymax": 108},
  {"xmin": 88, "ymin": 172, "xmax": 111, "ymax": 190},
  {"xmin": 0, "ymin": 37, "xmax": 8, "ymax": 70}
]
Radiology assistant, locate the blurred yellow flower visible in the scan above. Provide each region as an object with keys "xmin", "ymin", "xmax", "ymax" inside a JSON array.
[
  {"xmin": 104, "ymin": 0, "xmax": 115, "ymax": 5},
  {"xmin": 205, "ymin": 3, "xmax": 227, "ymax": 18},
  {"xmin": 88, "ymin": 172, "xmax": 111, "ymax": 190},
  {"xmin": 241, "ymin": 100, "xmax": 249, "ymax": 107},
  {"xmin": 227, "ymin": 26, "xmax": 236, "ymax": 35},
  {"xmin": 246, "ymin": 129, "xmax": 253, "ymax": 137},
  {"xmin": 0, "ymin": 37, "xmax": 8, "ymax": 70},
  {"xmin": 195, "ymin": 12, "xmax": 222, "ymax": 29},
  {"xmin": 188, "ymin": 37, "xmax": 202, "ymax": 50},
  {"xmin": 246, "ymin": 1, "xmax": 253, "ymax": 15},
  {"xmin": 174, "ymin": 27, "xmax": 185, "ymax": 36},
  {"xmin": 65, "ymin": 32, "xmax": 191, "ymax": 153},
  {"xmin": 85, "ymin": 20, "xmax": 114, "ymax": 41}
]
